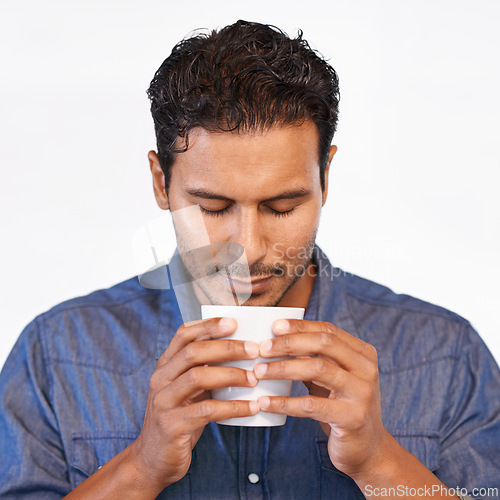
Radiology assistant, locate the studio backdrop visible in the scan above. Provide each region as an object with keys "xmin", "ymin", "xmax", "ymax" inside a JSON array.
[{"xmin": 1, "ymin": 0, "xmax": 499, "ymax": 368}]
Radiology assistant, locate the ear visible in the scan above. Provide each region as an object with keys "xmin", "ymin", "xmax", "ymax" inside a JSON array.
[
  {"xmin": 322, "ymin": 145, "xmax": 337, "ymax": 206},
  {"xmin": 148, "ymin": 150, "xmax": 170, "ymax": 210}
]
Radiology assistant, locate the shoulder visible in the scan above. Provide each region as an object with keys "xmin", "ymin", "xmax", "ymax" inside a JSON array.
[
  {"xmin": 29, "ymin": 275, "xmax": 179, "ymax": 374},
  {"xmin": 313, "ymin": 246, "xmax": 473, "ymax": 371},
  {"xmin": 342, "ymin": 271, "xmax": 465, "ymax": 324},
  {"xmin": 314, "ymin": 247, "xmax": 467, "ymax": 332},
  {"xmin": 43, "ymin": 274, "xmax": 162, "ymax": 315},
  {"xmin": 340, "ymin": 271, "xmax": 471, "ymax": 369}
]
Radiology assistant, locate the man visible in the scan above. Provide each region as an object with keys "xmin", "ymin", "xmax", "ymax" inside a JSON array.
[{"xmin": 0, "ymin": 20, "xmax": 499, "ymax": 499}]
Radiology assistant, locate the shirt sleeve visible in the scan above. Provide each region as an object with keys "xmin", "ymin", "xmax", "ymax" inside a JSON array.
[
  {"xmin": 436, "ymin": 321, "xmax": 500, "ymax": 496},
  {"xmin": 0, "ymin": 318, "xmax": 71, "ymax": 498}
]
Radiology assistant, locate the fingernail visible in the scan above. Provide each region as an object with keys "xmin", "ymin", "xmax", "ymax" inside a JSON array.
[
  {"xmin": 219, "ymin": 317, "xmax": 237, "ymax": 332},
  {"xmin": 254, "ymin": 363, "xmax": 267, "ymax": 378},
  {"xmin": 249, "ymin": 400, "xmax": 260, "ymax": 413},
  {"xmin": 260, "ymin": 339, "xmax": 272, "ymax": 354},
  {"xmin": 245, "ymin": 341, "xmax": 259, "ymax": 357},
  {"xmin": 258, "ymin": 396, "xmax": 270, "ymax": 409},
  {"xmin": 247, "ymin": 371, "xmax": 257, "ymax": 385},
  {"xmin": 273, "ymin": 319, "xmax": 289, "ymax": 333}
]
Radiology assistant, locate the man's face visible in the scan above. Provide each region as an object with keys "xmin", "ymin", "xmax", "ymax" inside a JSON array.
[{"xmin": 151, "ymin": 119, "xmax": 335, "ymax": 307}]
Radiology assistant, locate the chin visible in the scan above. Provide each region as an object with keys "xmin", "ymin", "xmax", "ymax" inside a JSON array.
[
  {"xmin": 234, "ymin": 283, "xmax": 293, "ymax": 307},
  {"xmin": 199, "ymin": 284, "xmax": 284, "ymax": 307},
  {"xmin": 196, "ymin": 272, "xmax": 299, "ymax": 307},
  {"xmin": 238, "ymin": 295, "xmax": 282, "ymax": 307}
]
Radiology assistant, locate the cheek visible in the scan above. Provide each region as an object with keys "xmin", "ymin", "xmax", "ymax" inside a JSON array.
[
  {"xmin": 288, "ymin": 201, "xmax": 321, "ymax": 235},
  {"xmin": 270, "ymin": 207, "xmax": 321, "ymax": 259},
  {"xmin": 200, "ymin": 217, "xmax": 231, "ymax": 242}
]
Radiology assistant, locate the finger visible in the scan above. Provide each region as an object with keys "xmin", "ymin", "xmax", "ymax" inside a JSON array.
[
  {"xmin": 158, "ymin": 317, "xmax": 237, "ymax": 368},
  {"xmin": 157, "ymin": 365, "xmax": 258, "ymax": 408},
  {"xmin": 258, "ymin": 395, "xmax": 351, "ymax": 425},
  {"xmin": 161, "ymin": 338, "xmax": 259, "ymax": 382},
  {"xmin": 260, "ymin": 331, "xmax": 377, "ymax": 377},
  {"xmin": 272, "ymin": 319, "xmax": 375, "ymax": 359},
  {"xmin": 173, "ymin": 399, "xmax": 261, "ymax": 432},
  {"xmin": 253, "ymin": 357, "xmax": 355, "ymax": 394}
]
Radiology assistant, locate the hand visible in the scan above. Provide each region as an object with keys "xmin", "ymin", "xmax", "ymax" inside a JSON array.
[
  {"xmin": 129, "ymin": 317, "xmax": 260, "ymax": 492},
  {"xmin": 254, "ymin": 319, "xmax": 389, "ymax": 480}
]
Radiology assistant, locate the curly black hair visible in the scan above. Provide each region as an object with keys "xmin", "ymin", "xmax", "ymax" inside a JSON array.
[{"xmin": 147, "ymin": 20, "xmax": 340, "ymax": 192}]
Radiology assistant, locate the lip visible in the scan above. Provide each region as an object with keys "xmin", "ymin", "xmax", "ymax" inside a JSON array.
[{"xmin": 223, "ymin": 275, "xmax": 274, "ymax": 294}]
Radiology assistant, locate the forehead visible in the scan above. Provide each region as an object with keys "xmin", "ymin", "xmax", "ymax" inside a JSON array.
[{"xmin": 170, "ymin": 120, "xmax": 321, "ymax": 198}]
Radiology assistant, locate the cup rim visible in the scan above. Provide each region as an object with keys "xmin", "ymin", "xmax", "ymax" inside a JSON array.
[{"xmin": 201, "ymin": 304, "xmax": 305, "ymax": 313}]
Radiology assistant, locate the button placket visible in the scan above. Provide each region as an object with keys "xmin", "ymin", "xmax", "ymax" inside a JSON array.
[{"xmin": 242, "ymin": 427, "xmax": 271, "ymax": 499}]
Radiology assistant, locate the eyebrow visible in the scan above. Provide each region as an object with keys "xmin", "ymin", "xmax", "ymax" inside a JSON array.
[{"xmin": 185, "ymin": 187, "xmax": 312, "ymax": 203}]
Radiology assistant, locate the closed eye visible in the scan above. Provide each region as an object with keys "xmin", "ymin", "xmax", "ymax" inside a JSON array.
[
  {"xmin": 199, "ymin": 205, "xmax": 231, "ymax": 217},
  {"xmin": 199, "ymin": 205, "xmax": 296, "ymax": 217},
  {"xmin": 268, "ymin": 207, "xmax": 295, "ymax": 217}
]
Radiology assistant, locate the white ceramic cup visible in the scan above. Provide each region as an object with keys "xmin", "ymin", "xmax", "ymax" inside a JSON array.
[{"xmin": 201, "ymin": 305, "xmax": 305, "ymax": 426}]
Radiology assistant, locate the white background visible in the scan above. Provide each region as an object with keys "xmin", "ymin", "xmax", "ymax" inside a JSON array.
[{"xmin": 1, "ymin": 0, "xmax": 499, "ymax": 370}]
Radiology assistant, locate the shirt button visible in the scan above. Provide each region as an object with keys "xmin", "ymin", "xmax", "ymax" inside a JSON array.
[{"xmin": 247, "ymin": 473, "xmax": 260, "ymax": 484}]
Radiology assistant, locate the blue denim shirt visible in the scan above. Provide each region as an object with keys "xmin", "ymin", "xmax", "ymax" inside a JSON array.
[{"xmin": 1, "ymin": 246, "xmax": 499, "ymax": 499}]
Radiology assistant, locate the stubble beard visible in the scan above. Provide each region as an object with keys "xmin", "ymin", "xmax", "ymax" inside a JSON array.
[{"xmin": 176, "ymin": 234, "xmax": 317, "ymax": 307}]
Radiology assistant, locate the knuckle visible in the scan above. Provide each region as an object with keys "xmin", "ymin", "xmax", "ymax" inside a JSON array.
[
  {"xmin": 277, "ymin": 398, "xmax": 288, "ymax": 413},
  {"xmin": 149, "ymin": 371, "xmax": 162, "ymax": 392},
  {"xmin": 224, "ymin": 339, "xmax": 239, "ymax": 356},
  {"xmin": 176, "ymin": 322, "xmax": 191, "ymax": 339},
  {"xmin": 197, "ymin": 399, "xmax": 214, "ymax": 418},
  {"xmin": 321, "ymin": 322, "xmax": 335, "ymax": 334},
  {"xmin": 277, "ymin": 359, "xmax": 289, "ymax": 373},
  {"xmin": 281, "ymin": 334, "xmax": 293, "ymax": 353},
  {"xmin": 155, "ymin": 353, "xmax": 167, "ymax": 369},
  {"xmin": 187, "ymin": 367, "xmax": 204, "ymax": 387},
  {"xmin": 368, "ymin": 344, "xmax": 378, "ymax": 361},
  {"xmin": 365, "ymin": 360, "xmax": 379, "ymax": 382},
  {"xmin": 326, "ymin": 322, "xmax": 336, "ymax": 334},
  {"xmin": 301, "ymin": 397, "xmax": 316, "ymax": 414},
  {"xmin": 230, "ymin": 400, "xmax": 241, "ymax": 415},
  {"xmin": 149, "ymin": 391, "xmax": 163, "ymax": 413},
  {"xmin": 207, "ymin": 318, "xmax": 225, "ymax": 337},
  {"xmin": 156, "ymin": 346, "xmax": 174, "ymax": 368},
  {"xmin": 328, "ymin": 323, "xmax": 344, "ymax": 341},
  {"xmin": 230, "ymin": 367, "xmax": 246, "ymax": 383},
  {"xmin": 202, "ymin": 320, "xmax": 217, "ymax": 338},
  {"xmin": 310, "ymin": 357, "xmax": 325, "ymax": 376},
  {"xmin": 293, "ymin": 320, "xmax": 305, "ymax": 333},
  {"xmin": 359, "ymin": 341, "xmax": 377, "ymax": 359},
  {"xmin": 182, "ymin": 343, "xmax": 197, "ymax": 364},
  {"xmin": 318, "ymin": 332, "xmax": 332, "ymax": 348}
]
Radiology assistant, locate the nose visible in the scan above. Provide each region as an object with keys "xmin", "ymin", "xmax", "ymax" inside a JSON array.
[{"xmin": 230, "ymin": 207, "xmax": 267, "ymax": 267}]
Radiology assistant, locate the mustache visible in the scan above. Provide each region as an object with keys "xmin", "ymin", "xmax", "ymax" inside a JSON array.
[
  {"xmin": 176, "ymin": 242, "xmax": 286, "ymax": 279},
  {"xmin": 140, "ymin": 242, "xmax": 287, "ymax": 290},
  {"xmin": 169, "ymin": 242, "xmax": 284, "ymax": 281},
  {"xmin": 213, "ymin": 262, "xmax": 286, "ymax": 280},
  {"xmin": 173, "ymin": 241, "xmax": 289, "ymax": 284}
]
